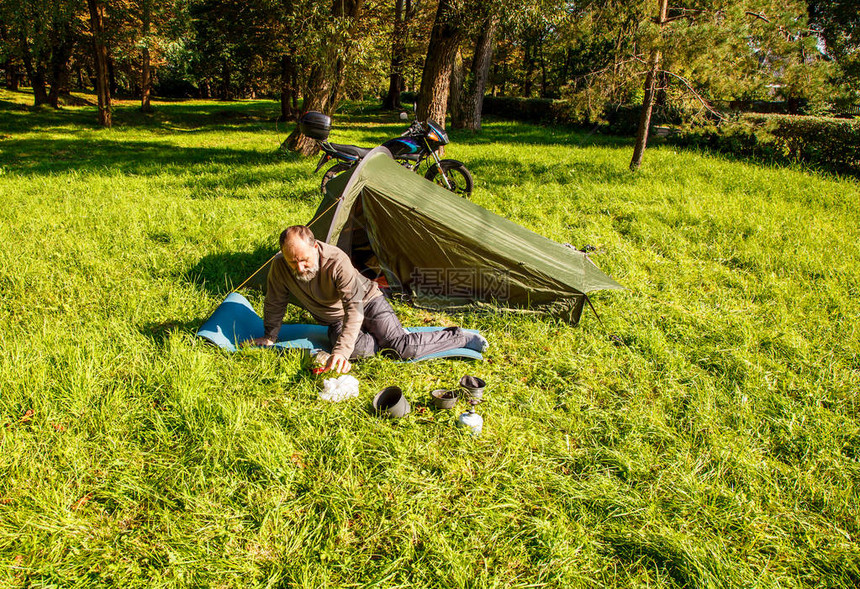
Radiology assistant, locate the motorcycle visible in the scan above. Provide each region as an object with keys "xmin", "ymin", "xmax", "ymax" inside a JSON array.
[{"xmin": 299, "ymin": 111, "xmax": 474, "ymax": 197}]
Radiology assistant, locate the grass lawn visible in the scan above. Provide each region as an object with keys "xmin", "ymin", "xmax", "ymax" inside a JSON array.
[{"xmin": 0, "ymin": 89, "xmax": 858, "ymax": 588}]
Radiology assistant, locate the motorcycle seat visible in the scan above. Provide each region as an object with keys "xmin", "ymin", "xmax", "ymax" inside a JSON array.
[{"xmin": 328, "ymin": 143, "xmax": 372, "ymax": 159}]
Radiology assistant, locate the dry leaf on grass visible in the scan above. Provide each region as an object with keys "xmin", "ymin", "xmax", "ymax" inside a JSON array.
[{"xmin": 70, "ymin": 493, "xmax": 93, "ymax": 511}]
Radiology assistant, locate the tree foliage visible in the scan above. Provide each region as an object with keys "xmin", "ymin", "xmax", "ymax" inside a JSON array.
[
  {"xmin": 0, "ymin": 0, "xmax": 854, "ymax": 138},
  {"xmin": 808, "ymin": 0, "xmax": 860, "ymax": 99}
]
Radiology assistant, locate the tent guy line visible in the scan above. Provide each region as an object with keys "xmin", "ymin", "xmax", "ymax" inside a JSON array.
[{"xmin": 228, "ymin": 195, "xmax": 346, "ymax": 295}]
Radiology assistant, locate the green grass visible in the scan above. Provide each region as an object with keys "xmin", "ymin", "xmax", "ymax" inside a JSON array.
[{"xmin": 1, "ymin": 88, "xmax": 858, "ymax": 588}]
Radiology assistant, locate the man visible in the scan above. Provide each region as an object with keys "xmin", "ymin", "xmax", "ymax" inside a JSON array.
[{"xmin": 252, "ymin": 225, "xmax": 487, "ymax": 373}]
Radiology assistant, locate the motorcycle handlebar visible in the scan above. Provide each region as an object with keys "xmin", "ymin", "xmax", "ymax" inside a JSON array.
[{"xmin": 401, "ymin": 120, "xmax": 426, "ymax": 137}]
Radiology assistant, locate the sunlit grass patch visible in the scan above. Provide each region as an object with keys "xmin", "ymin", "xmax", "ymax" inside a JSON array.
[{"xmin": 1, "ymin": 91, "xmax": 859, "ymax": 587}]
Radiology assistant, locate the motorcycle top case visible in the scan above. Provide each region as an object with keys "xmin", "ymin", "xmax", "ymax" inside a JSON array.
[{"xmin": 299, "ymin": 111, "xmax": 331, "ymax": 141}]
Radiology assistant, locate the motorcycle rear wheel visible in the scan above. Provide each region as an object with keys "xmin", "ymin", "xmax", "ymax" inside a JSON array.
[
  {"xmin": 425, "ymin": 160, "xmax": 473, "ymax": 197},
  {"xmin": 320, "ymin": 162, "xmax": 353, "ymax": 196}
]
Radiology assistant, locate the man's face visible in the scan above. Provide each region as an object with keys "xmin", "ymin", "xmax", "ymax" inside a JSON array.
[{"xmin": 283, "ymin": 238, "xmax": 320, "ymax": 283}]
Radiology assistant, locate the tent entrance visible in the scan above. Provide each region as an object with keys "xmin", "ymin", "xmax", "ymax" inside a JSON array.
[{"xmin": 334, "ymin": 196, "xmax": 388, "ymax": 286}]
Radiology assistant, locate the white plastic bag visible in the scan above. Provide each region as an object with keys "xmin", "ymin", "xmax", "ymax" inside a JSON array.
[{"xmin": 319, "ymin": 374, "xmax": 360, "ymax": 403}]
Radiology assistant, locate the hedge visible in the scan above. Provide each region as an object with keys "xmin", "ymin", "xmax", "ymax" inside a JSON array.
[
  {"xmin": 478, "ymin": 96, "xmax": 859, "ymax": 178},
  {"xmin": 671, "ymin": 114, "xmax": 860, "ymax": 178},
  {"xmin": 481, "ymin": 95, "xmax": 631, "ymax": 132},
  {"xmin": 480, "ymin": 95, "xmax": 687, "ymax": 135}
]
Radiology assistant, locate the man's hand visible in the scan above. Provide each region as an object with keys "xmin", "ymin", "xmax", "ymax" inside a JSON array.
[
  {"xmin": 324, "ymin": 353, "xmax": 351, "ymax": 374},
  {"xmin": 249, "ymin": 336, "xmax": 275, "ymax": 347}
]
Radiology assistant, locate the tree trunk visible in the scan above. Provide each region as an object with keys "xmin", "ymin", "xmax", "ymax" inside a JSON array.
[
  {"xmin": 280, "ymin": 54, "xmax": 299, "ymax": 121},
  {"xmin": 629, "ymin": 52, "xmax": 660, "ymax": 172},
  {"xmin": 48, "ymin": 34, "xmax": 73, "ymax": 108},
  {"xmin": 329, "ymin": 55, "xmax": 348, "ymax": 108},
  {"xmin": 34, "ymin": 65, "xmax": 50, "ymax": 104},
  {"xmin": 655, "ymin": 71, "xmax": 668, "ymax": 107},
  {"xmin": 448, "ymin": 48, "xmax": 465, "ymax": 124},
  {"xmin": 283, "ymin": 62, "xmax": 332, "ymax": 154},
  {"xmin": 328, "ymin": 0, "xmax": 365, "ymax": 111},
  {"xmin": 87, "ymin": 0, "xmax": 112, "ymax": 127},
  {"xmin": 416, "ymin": 0, "xmax": 463, "ymax": 126},
  {"xmin": 141, "ymin": 46, "xmax": 152, "ymax": 110},
  {"xmin": 107, "ymin": 52, "xmax": 118, "ymax": 96},
  {"xmin": 282, "ymin": 0, "xmax": 365, "ymax": 155},
  {"xmin": 19, "ymin": 32, "xmax": 50, "ymax": 105},
  {"xmin": 0, "ymin": 24, "xmax": 21, "ymax": 91},
  {"xmin": 219, "ymin": 58, "xmax": 231, "ymax": 100},
  {"xmin": 382, "ymin": 0, "xmax": 414, "ymax": 110},
  {"xmin": 629, "ymin": 0, "xmax": 668, "ymax": 172},
  {"xmin": 538, "ymin": 33, "xmax": 547, "ymax": 97},
  {"xmin": 501, "ymin": 32, "xmax": 508, "ymax": 95},
  {"xmin": 522, "ymin": 40, "xmax": 534, "ymax": 98},
  {"xmin": 141, "ymin": 0, "xmax": 153, "ymax": 112},
  {"xmin": 5, "ymin": 61, "xmax": 22, "ymax": 91},
  {"xmin": 451, "ymin": 12, "xmax": 497, "ymax": 131},
  {"xmin": 491, "ymin": 62, "xmax": 498, "ymax": 95}
]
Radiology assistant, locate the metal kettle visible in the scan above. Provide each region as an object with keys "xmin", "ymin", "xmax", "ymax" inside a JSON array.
[{"xmin": 457, "ymin": 409, "xmax": 483, "ymax": 436}]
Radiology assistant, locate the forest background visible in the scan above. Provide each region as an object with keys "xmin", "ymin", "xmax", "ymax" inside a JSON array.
[{"xmin": 2, "ymin": 0, "xmax": 859, "ymax": 169}]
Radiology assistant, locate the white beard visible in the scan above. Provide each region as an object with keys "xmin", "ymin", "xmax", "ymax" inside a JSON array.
[{"xmin": 292, "ymin": 264, "xmax": 319, "ymax": 283}]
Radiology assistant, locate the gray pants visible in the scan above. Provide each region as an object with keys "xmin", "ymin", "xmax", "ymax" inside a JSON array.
[{"xmin": 327, "ymin": 296, "xmax": 469, "ymax": 360}]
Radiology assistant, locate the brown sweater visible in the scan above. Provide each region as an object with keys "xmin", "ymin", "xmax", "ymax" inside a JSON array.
[{"xmin": 263, "ymin": 240, "xmax": 382, "ymax": 357}]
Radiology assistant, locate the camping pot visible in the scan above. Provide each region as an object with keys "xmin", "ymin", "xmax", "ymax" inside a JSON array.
[
  {"xmin": 459, "ymin": 375, "xmax": 486, "ymax": 402},
  {"xmin": 430, "ymin": 388, "xmax": 458, "ymax": 409},
  {"xmin": 457, "ymin": 409, "xmax": 483, "ymax": 436},
  {"xmin": 373, "ymin": 386, "xmax": 411, "ymax": 418}
]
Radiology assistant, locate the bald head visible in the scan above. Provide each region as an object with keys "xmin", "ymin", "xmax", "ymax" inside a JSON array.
[{"xmin": 280, "ymin": 225, "xmax": 315, "ymax": 248}]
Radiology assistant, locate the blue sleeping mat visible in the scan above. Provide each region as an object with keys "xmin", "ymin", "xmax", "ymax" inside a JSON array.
[{"xmin": 196, "ymin": 292, "xmax": 483, "ymax": 362}]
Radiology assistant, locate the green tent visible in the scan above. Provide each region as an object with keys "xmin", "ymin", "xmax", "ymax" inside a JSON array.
[{"xmin": 308, "ymin": 148, "xmax": 622, "ymax": 324}]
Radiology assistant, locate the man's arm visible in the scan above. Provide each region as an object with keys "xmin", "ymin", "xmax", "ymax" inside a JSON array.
[
  {"xmin": 257, "ymin": 258, "xmax": 291, "ymax": 345},
  {"xmin": 328, "ymin": 263, "xmax": 368, "ymax": 360}
]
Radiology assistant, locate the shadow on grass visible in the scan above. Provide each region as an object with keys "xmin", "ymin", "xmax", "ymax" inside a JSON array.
[
  {"xmin": 1, "ymin": 94, "xmax": 640, "ymax": 152},
  {"xmin": 602, "ymin": 531, "xmax": 698, "ymax": 587},
  {"xmin": 183, "ymin": 246, "xmax": 275, "ymax": 297},
  {"xmin": 0, "ymin": 98, "xmax": 327, "ymax": 195},
  {"xmin": 0, "ymin": 97, "xmax": 31, "ymax": 113},
  {"xmin": 2, "ymin": 97, "xmax": 643, "ymax": 190},
  {"xmin": 1, "ymin": 96, "xmax": 282, "ymax": 134},
  {"xmin": 1, "ymin": 95, "xmax": 636, "ymax": 157},
  {"xmin": 141, "ymin": 318, "xmax": 210, "ymax": 347},
  {"xmin": 0, "ymin": 135, "xmax": 302, "ymax": 181}
]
